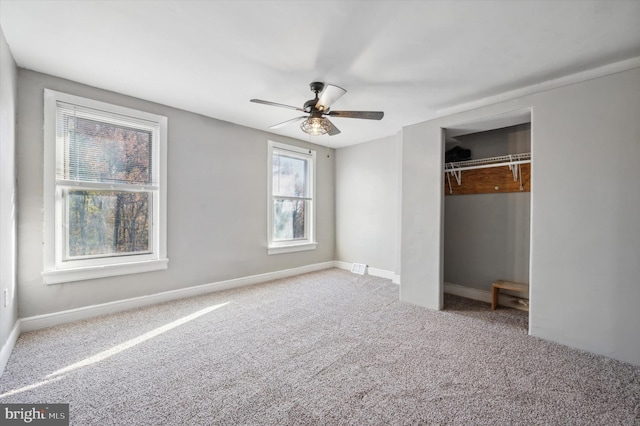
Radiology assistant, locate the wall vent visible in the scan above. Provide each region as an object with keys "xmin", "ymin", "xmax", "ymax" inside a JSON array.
[{"xmin": 351, "ymin": 263, "xmax": 367, "ymax": 275}]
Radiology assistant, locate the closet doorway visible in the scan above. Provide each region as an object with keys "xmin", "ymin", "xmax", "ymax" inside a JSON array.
[{"xmin": 442, "ymin": 110, "xmax": 532, "ymax": 321}]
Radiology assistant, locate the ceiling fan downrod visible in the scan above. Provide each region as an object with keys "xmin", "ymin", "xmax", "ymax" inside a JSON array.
[{"xmin": 304, "ymin": 82, "xmax": 325, "ymax": 113}]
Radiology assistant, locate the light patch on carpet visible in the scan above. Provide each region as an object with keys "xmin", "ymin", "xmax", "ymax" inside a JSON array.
[
  {"xmin": 0, "ymin": 375, "xmax": 66, "ymax": 399},
  {"xmin": 46, "ymin": 302, "xmax": 229, "ymax": 378}
]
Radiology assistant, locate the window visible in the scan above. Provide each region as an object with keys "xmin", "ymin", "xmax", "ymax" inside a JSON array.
[
  {"xmin": 267, "ymin": 141, "xmax": 317, "ymax": 254},
  {"xmin": 43, "ymin": 90, "xmax": 168, "ymax": 284}
]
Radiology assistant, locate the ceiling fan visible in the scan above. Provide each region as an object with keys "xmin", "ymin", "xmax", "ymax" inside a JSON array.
[{"xmin": 250, "ymin": 82, "xmax": 384, "ymax": 136}]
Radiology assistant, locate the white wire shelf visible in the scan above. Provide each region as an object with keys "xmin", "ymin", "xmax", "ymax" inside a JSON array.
[
  {"xmin": 444, "ymin": 152, "xmax": 531, "ymax": 171},
  {"xmin": 443, "ymin": 152, "xmax": 531, "ymax": 193}
]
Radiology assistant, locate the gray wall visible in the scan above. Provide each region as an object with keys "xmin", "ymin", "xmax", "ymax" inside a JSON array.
[
  {"xmin": 401, "ymin": 67, "xmax": 640, "ymax": 366},
  {"xmin": 444, "ymin": 194, "xmax": 530, "ymax": 289},
  {"xmin": 444, "ymin": 125, "xmax": 531, "ymax": 290},
  {"xmin": 0, "ymin": 27, "xmax": 18, "ymax": 366},
  {"xmin": 17, "ymin": 70, "xmax": 335, "ymax": 318},
  {"xmin": 335, "ymin": 133, "xmax": 401, "ymax": 274}
]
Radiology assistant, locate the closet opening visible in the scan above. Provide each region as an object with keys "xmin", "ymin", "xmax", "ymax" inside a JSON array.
[{"xmin": 442, "ymin": 110, "xmax": 532, "ymax": 328}]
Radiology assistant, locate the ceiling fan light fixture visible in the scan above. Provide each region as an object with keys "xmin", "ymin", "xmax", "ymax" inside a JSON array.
[{"xmin": 300, "ymin": 116, "xmax": 332, "ymax": 136}]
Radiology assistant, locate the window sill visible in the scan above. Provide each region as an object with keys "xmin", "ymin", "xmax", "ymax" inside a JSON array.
[
  {"xmin": 268, "ymin": 242, "xmax": 317, "ymax": 255},
  {"xmin": 42, "ymin": 258, "xmax": 169, "ymax": 285}
]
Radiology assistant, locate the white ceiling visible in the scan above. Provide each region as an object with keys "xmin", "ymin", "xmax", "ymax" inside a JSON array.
[{"xmin": 1, "ymin": 1, "xmax": 640, "ymax": 148}]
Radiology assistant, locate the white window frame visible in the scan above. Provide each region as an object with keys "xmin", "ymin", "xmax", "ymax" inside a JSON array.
[
  {"xmin": 42, "ymin": 89, "xmax": 168, "ymax": 284},
  {"xmin": 267, "ymin": 141, "xmax": 317, "ymax": 255}
]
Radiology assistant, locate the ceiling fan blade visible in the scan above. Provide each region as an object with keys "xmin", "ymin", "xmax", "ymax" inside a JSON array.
[
  {"xmin": 269, "ymin": 116, "xmax": 307, "ymax": 129},
  {"xmin": 250, "ymin": 99, "xmax": 304, "ymax": 112},
  {"xmin": 327, "ymin": 119, "xmax": 341, "ymax": 136},
  {"xmin": 315, "ymin": 84, "xmax": 347, "ymax": 111},
  {"xmin": 327, "ymin": 110, "xmax": 384, "ymax": 120}
]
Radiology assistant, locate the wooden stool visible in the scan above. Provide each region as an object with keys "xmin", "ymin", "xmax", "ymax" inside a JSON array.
[{"xmin": 492, "ymin": 280, "xmax": 529, "ymax": 310}]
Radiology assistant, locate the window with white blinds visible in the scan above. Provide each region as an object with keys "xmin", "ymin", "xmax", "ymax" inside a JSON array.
[
  {"xmin": 267, "ymin": 141, "xmax": 317, "ymax": 255},
  {"xmin": 43, "ymin": 90, "xmax": 168, "ymax": 284}
]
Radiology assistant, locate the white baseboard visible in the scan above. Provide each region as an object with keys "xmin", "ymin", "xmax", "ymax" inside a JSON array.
[
  {"xmin": 335, "ymin": 261, "xmax": 401, "ymax": 284},
  {"xmin": 334, "ymin": 261, "xmax": 351, "ymax": 271},
  {"xmin": 369, "ymin": 267, "xmax": 401, "ymax": 284},
  {"xmin": 444, "ymin": 282, "xmax": 529, "ymax": 311},
  {"xmin": 444, "ymin": 282, "xmax": 492, "ymax": 303},
  {"xmin": 20, "ymin": 261, "xmax": 336, "ymax": 332},
  {"xmin": 0, "ymin": 319, "xmax": 20, "ymax": 377}
]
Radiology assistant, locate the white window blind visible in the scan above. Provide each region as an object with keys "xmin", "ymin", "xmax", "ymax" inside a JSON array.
[{"xmin": 55, "ymin": 102, "xmax": 158, "ymax": 188}]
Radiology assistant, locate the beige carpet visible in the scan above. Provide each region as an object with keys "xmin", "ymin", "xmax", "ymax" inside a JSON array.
[{"xmin": 1, "ymin": 269, "xmax": 639, "ymax": 425}]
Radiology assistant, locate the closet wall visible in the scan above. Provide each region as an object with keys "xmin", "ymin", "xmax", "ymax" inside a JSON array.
[
  {"xmin": 444, "ymin": 124, "xmax": 531, "ymax": 293},
  {"xmin": 401, "ymin": 67, "xmax": 640, "ymax": 365}
]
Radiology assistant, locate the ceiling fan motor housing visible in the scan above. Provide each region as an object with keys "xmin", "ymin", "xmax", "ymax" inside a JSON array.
[
  {"xmin": 303, "ymin": 98, "xmax": 317, "ymax": 112},
  {"xmin": 304, "ymin": 82, "xmax": 325, "ymax": 112}
]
